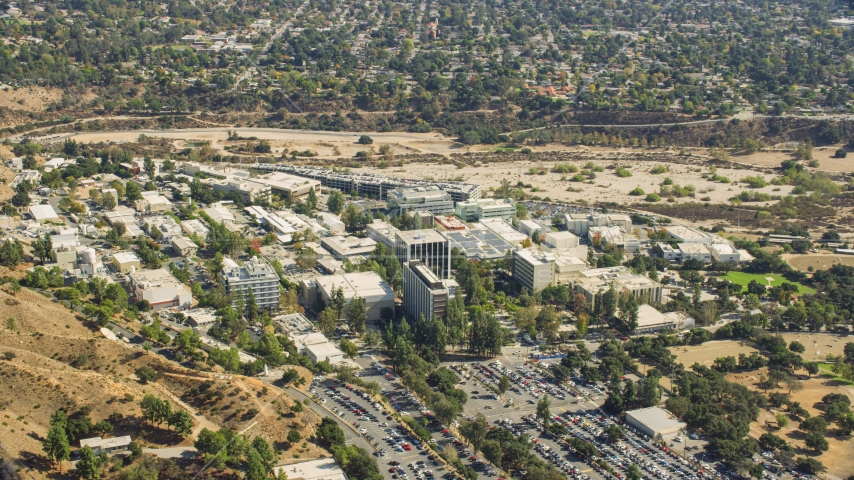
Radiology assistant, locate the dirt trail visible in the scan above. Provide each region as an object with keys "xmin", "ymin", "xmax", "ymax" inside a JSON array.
[{"xmin": 159, "ymin": 373, "xmax": 219, "ymax": 437}]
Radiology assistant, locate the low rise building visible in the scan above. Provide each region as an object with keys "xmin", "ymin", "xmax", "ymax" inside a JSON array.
[
  {"xmin": 455, "ymin": 198, "xmax": 515, "ymax": 221},
  {"xmin": 366, "ymin": 219, "xmax": 401, "ymax": 248},
  {"xmin": 143, "ymin": 215, "xmax": 182, "ymax": 241},
  {"xmin": 440, "ymin": 227, "xmax": 514, "ymax": 260},
  {"xmin": 564, "ymin": 214, "xmax": 632, "ymax": 237},
  {"xmin": 112, "ymin": 252, "xmax": 141, "ymax": 273},
  {"xmin": 29, "ymin": 204, "xmax": 59, "ymax": 223},
  {"xmin": 625, "ymin": 407, "xmax": 686, "ymax": 439},
  {"xmin": 186, "ymin": 308, "xmax": 217, "ymax": 327},
  {"xmin": 212, "ymin": 179, "xmax": 271, "ymax": 204},
  {"xmin": 221, "ymin": 257, "xmax": 280, "ymax": 310},
  {"xmin": 589, "ymin": 226, "xmax": 641, "ymax": 253},
  {"xmin": 661, "ymin": 225, "xmax": 715, "ymax": 246},
  {"xmin": 181, "ymin": 219, "xmax": 210, "ymax": 236},
  {"xmin": 478, "ymin": 218, "xmax": 528, "ymax": 246},
  {"xmin": 273, "ymin": 457, "xmax": 347, "ymax": 480},
  {"xmin": 660, "ymin": 243, "xmax": 712, "ymax": 263},
  {"xmin": 301, "ymin": 272, "xmax": 394, "ymax": 321},
  {"xmin": 709, "ymin": 244, "xmax": 740, "ymax": 263},
  {"xmin": 252, "ymin": 172, "xmax": 321, "ymax": 198},
  {"xmin": 79, "ymin": 436, "xmax": 132, "ymax": 455},
  {"xmin": 573, "ymin": 266, "xmax": 663, "ymax": 306},
  {"xmin": 129, "ymin": 268, "xmax": 193, "ymax": 309},
  {"xmin": 387, "ymin": 186, "xmax": 454, "ymax": 215},
  {"xmin": 631, "ymin": 304, "xmax": 682, "ymax": 335},
  {"xmin": 134, "ymin": 191, "xmax": 172, "ymax": 213},
  {"xmin": 321, "ymin": 235, "xmax": 377, "ymax": 260},
  {"xmin": 171, "ymin": 237, "xmax": 198, "ymax": 257}
]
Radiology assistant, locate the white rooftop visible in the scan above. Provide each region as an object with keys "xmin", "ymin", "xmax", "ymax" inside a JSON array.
[
  {"xmin": 314, "ymin": 271, "xmax": 394, "ymax": 301},
  {"xmin": 29, "ymin": 204, "xmax": 59, "ymax": 221},
  {"xmin": 273, "ymin": 458, "xmax": 346, "ymax": 480}
]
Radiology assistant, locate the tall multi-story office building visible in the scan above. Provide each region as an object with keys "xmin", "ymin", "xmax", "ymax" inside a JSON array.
[
  {"xmin": 394, "ymin": 229, "xmax": 451, "ymax": 280},
  {"xmin": 221, "ymin": 257, "xmax": 280, "ymax": 310},
  {"xmin": 403, "ymin": 261, "xmax": 457, "ymax": 321}
]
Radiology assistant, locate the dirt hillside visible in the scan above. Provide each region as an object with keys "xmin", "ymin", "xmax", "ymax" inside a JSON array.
[{"xmin": 0, "ymin": 287, "xmax": 322, "ymax": 478}]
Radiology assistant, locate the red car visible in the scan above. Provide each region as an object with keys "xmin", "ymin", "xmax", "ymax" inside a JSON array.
[{"xmin": 402, "ymin": 444, "xmax": 412, "ymax": 451}]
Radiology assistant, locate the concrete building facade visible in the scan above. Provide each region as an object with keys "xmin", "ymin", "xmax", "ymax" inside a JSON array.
[
  {"xmin": 128, "ymin": 268, "xmax": 193, "ymax": 309},
  {"xmin": 387, "ymin": 186, "xmax": 454, "ymax": 215},
  {"xmin": 221, "ymin": 257, "xmax": 280, "ymax": 310},
  {"xmin": 403, "ymin": 260, "xmax": 457, "ymax": 321},
  {"xmin": 395, "ymin": 229, "xmax": 451, "ymax": 280}
]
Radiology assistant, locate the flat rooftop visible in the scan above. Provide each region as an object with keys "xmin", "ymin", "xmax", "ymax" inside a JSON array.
[
  {"xmin": 709, "ymin": 244, "xmax": 737, "ymax": 255},
  {"xmin": 273, "ymin": 458, "xmax": 346, "ymax": 480},
  {"xmin": 626, "ymin": 407, "xmax": 686, "ymax": 432},
  {"xmin": 314, "ymin": 271, "xmax": 394, "ymax": 301},
  {"xmin": 678, "ymin": 243, "xmax": 710, "ymax": 254},
  {"xmin": 636, "ymin": 304, "xmax": 678, "ymax": 328},
  {"xmin": 515, "ymin": 249, "xmax": 555, "ymax": 266},
  {"xmin": 663, "ymin": 225, "xmax": 713, "ymax": 240},
  {"xmin": 396, "ymin": 229, "xmax": 447, "ymax": 245}
]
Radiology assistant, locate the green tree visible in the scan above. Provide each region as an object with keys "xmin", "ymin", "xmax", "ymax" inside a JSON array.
[
  {"xmin": 340, "ymin": 338, "xmax": 358, "ymax": 359},
  {"xmin": 126, "ymin": 181, "xmax": 142, "ymax": 202},
  {"xmin": 458, "ymin": 413, "xmax": 488, "ymax": 451},
  {"xmin": 287, "ymin": 428, "xmax": 302, "ymax": 445},
  {"xmin": 169, "ymin": 410, "xmax": 194, "ymax": 437},
  {"xmin": 317, "ymin": 417, "xmax": 346, "ymax": 448},
  {"xmin": 32, "ymin": 233, "xmax": 53, "ymax": 265},
  {"xmin": 143, "ymin": 156, "xmax": 156, "ymax": 179},
  {"xmin": 358, "ymin": 135, "xmax": 374, "ymax": 145},
  {"xmin": 318, "ymin": 308, "xmax": 337, "ymax": 336},
  {"xmin": 76, "ymin": 445, "xmax": 101, "ymax": 480},
  {"xmin": 139, "ymin": 395, "xmax": 171, "ymax": 426},
  {"xmin": 43, "ymin": 421, "xmax": 71, "ymax": 471},
  {"xmin": 307, "ymin": 187, "xmax": 317, "ymax": 210},
  {"xmin": 626, "ymin": 464, "xmax": 642, "ymax": 480},
  {"xmin": 327, "ymin": 190, "xmax": 345, "ymax": 214},
  {"xmin": 498, "ymin": 375, "xmax": 510, "ymax": 395},
  {"xmin": 346, "ymin": 296, "xmax": 367, "ymax": 336},
  {"xmin": 0, "ymin": 239, "xmax": 25, "ymax": 267},
  {"xmin": 536, "ymin": 395, "xmax": 552, "ymax": 425}
]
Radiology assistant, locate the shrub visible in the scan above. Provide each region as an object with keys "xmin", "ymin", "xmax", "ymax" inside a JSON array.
[
  {"xmin": 742, "ymin": 175, "xmax": 767, "ymax": 188},
  {"xmin": 357, "ymin": 135, "xmax": 373, "ymax": 145},
  {"xmin": 571, "ymin": 174, "xmax": 587, "ymax": 182},
  {"xmin": 645, "ymin": 193, "xmax": 661, "ymax": 202},
  {"xmin": 650, "ymin": 165, "xmax": 668, "ymax": 174},
  {"xmin": 835, "ymin": 148, "xmax": 847, "ymax": 158},
  {"xmin": 661, "ymin": 177, "xmax": 673, "ymax": 185},
  {"xmin": 629, "ymin": 187, "xmax": 645, "ymax": 196},
  {"xmin": 552, "ymin": 163, "xmax": 579, "ymax": 174},
  {"xmin": 615, "ymin": 167, "xmax": 632, "ymax": 177}
]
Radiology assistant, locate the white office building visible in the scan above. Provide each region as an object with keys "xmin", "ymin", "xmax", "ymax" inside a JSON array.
[
  {"xmin": 455, "ymin": 198, "xmax": 515, "ymax": 221},
  {"xmin": 709, "ymin": 243, "xmax": 741, "ymax": 263},
  {"xmin": 128, "ymin": 268, "xmax": 193, "ymax": 309},
  {"xmin": 221, "ymin": 257, "xmax": 280, "ymax": 310},
  {"xmin": 574, "ymin": 266, "xmax": 663, "ymax": 306},
  {"xmin": 301, "ymin": 271, "xmax": 395, "ymax": 321},
  {"xmin": 387, "ymin": 186, "xmax": 454, "ymax": 215},
  {"xmin": 661, "ymin": 226, "xmax": 716, "ymax": 246}
]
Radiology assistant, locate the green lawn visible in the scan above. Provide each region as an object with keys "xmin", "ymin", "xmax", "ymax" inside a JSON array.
[
  {"xmin": 488, "ymin": 145, "xmax": 520, "ymax": 152},
  {"xmin": 816, "ymin": 362, "xmax": 854, "ymax": 385},
  {"xmin": 721, "ymin": 271, "xmax": 815, "ymax": 295}
]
